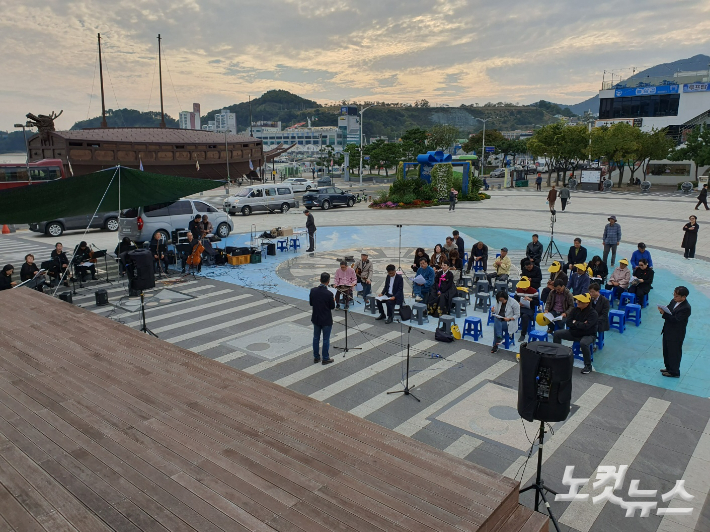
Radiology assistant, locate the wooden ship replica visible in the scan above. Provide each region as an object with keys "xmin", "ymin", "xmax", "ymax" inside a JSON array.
[{"xmin": 26, "ymin": 34, "xmax": 293, "ymax": 181}]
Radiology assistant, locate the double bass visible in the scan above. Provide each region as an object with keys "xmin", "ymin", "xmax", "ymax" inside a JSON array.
[{"xmin": 186, "ymin": 240, "xmax": 205, "ymax": 268}]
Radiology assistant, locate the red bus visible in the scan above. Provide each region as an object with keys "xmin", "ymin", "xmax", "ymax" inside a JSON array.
[{"xmin": 0, "ymin": 159, "xmax": 66, "ymax": 190}]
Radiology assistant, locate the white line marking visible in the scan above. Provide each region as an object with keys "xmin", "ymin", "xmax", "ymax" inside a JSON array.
[{"xmin": 444, "ymin": 435, "xmax": 484, "ymax": 458}]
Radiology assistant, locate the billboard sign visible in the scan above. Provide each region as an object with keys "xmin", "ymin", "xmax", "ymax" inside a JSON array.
[
  {"xmin": 614, "ymin": 85, "xmax": 678, "ymax": 98},
  {"xmin": 485, "ymin": 146, "xmax": 495, "ymax": 152},
  {"xmin": 594, "ymin": 118, "xmax": 642, "ymax": 128},
  {"xmin": 683, "ymin": 83, "xmax": 710, "ymax": 93},
  {"xmin": 581, "ymin": 170, "xmax": 602, "ymax": 183}
]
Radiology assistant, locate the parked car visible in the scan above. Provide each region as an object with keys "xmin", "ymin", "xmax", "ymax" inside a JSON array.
[
  {"xmin": 118, "ymin": 199, "xmax": 233, "ymax": 244},
  {"xmin": 489, "ymin": 168, "xmax": 505, "ymax": 178},
  {"xmin": 283, "ymin": 177, "xmax": 315, "ymax": 192},
  {"xmin": 30, "ymin": 212, "xmax": 120, "ymax": 237},
  {"xmin": 223, "ymin": 184, "xmax": 297, "ymax": 216},
  {"xmin": 303, "ymin": 187, "xmax": 356, "ymax": 210}
]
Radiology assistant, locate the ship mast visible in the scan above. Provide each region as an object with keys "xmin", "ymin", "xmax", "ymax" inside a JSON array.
[
  {"xmin": 97, "ymin": 33, "xmax": 108, "ymax": 128},
  {"xmin": 158, "ymin": 34, "xmax": 166, "ymax": 129}
]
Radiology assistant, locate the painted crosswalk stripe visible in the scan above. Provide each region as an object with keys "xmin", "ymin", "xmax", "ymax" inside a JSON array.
[
  {"xmin": 393, "ymin": 359, "xmax": 516, "ymax": 437},
  {"xmin": 657, "ymin": 415, "xmax": 710, "ymax": 532},
  {"xmin": 349, "ymin": 347, "xmax": 481, "ymax": 419},
  {"xmin": 121, "ymin": 292, "xmax": 249, "ymax": 326},
  {"xmin": 213, "ymin": 350, "xmax": 248, "ymax": 363},
  {"xmin": 152, "ymin": 299, "xmax": 269, "ymax": 334},
  {"xmin": 165, "ymin": 304, "xmax": 297, "ymax": 344},
  {"xmin": 308, "ymin": 337, "xmax": 434, "ymax": 400},
  {"xmin": 71, "ymin": 280, "xmax": 200, "ymax": 301},
  {"xmin": 559, "ymin": 397, "xmax": 671, "ymax": 532},
  {"xmin": 444, "ymin": 435, "xmax": 484, "ymax": 459},
  {"xmin": 90, "ymin": 288, "xmax": 234, "ymax": 315},
  {"xmin": 192, "ymin": 311, "xmax": 312, "ymax": 353},
  {"xmin": 503, "ymin": 383, "xmax": 612, "ymax": 485},
  {"xmin": 243, "ymin": 322, "xmax": 374, "ymax": 376}
]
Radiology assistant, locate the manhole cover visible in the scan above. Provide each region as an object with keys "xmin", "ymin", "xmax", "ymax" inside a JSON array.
[
  {"xmin": 246, "ymin": 342, "xmax": 271, "ymax": 352},
  {"xmin": 488, "ymin": 405, "xmax": 520, "ymax": 421},
  {"xmin": 269, "ymin": 335, "xmax": 290, "ymax": 344}
]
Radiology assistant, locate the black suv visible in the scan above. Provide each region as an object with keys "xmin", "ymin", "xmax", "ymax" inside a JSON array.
[{"xmin": 302, "ymin": 187, "xmax": 356, "ymax": 210}]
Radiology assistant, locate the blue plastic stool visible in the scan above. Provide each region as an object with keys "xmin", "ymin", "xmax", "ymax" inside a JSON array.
[
  {"xmin": 463, "ymin": 252, "xmax": 469, "ymax": 263},
  {"xmin": 624, "ymin": 303, "xmax": 642, "ymax": 327},
  {"xmin": 600, "ymin": 288, "xmax": 613, "ymax": 308},
  {"xmin": 487, "ymin": 308, "xmax": 495, "ymax": 326},
  {"xmin": 288, "ymin": 238, "xmax": 301, "ymax": 252},
  {"xmin": 572, "ymin": 341, "xmax": 595, "ymax": 363},
  {"xmin": 609, "ymin": 310, "xmax": 626, "ymax": 333},
  {"xmin": 502, "ymin": 330, "xmax": 516, "ymax": 350},
  {"xmin": 473, "ymin": 260, "xmax": 483, "ymax": 272},
  {"xmin": 597, "ymin": 331, "xmax": 605, "ymax": 350},
  {"xmin": 276, "ymin": 239, "xmax": 288, "ymax": 252},
  {"xmin": 462, "ymin": 316, "xmax": 483, "ymax": 341},
  {"xmin": 618, "ymin": 292, "xmax": 636, "ymax": 310},
  {"xmin": 528, "ymin": 330, "xmax": 548, "ymax": 343},
  {"xmin": 640, "ymin": 293, "xmax": 649, "ymax": 308},
  {"xmin": 475, "ymin": 292, "xmax": 491, "ymax": 312}
]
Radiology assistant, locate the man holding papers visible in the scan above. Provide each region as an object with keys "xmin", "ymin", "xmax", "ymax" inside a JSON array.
[
  {"xmin": 413, "ymin": 257, "xmax": 435, "ymax": 302},
  {"xmin": 659, "ymin": 286, "xmax": 691, "ymax": 378},
  {"xmin": 310, "ymin": 272, "xmax": 336, "ymax": 365},
  {"xmin": 553, "ymin": 293, "xmax": 598, "ymax": 375},
  {"xmin": 376, "ymin": 264, "xmax": 404, "ymax": 324}
]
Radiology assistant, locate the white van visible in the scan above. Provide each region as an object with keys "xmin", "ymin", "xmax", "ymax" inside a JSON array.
[{"xmin": 223, "ymin": 184, "xmax": 297, "ymax": 216}]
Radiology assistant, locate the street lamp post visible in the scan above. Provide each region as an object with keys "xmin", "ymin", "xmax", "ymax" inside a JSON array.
[
  {"xmin": 13, "ymin": 123, "xmax": 31, "ymax": 183},
  {"xmin": 359, "ymin": 105, "xmax": 374, "ymax": 186},
  {"xmin": 473, "ymin": 117, "xmax": 494, "ymax": 175}
]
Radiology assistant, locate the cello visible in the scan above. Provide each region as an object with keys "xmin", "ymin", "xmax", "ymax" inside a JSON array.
[{"xmin": 186, "ymin": 240, "xmax": 205, "ymax": 268}]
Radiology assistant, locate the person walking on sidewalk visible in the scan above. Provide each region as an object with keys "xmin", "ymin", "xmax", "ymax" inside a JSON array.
[
  {"xmin": 449, "ymin": 187, "xmax": 458, "ymax": 211},
  {"xmin": 304, "ymin": 209, "xmax": 316, "ymax": 252},
  {"xmin": 559, "ymin": 184, "xmax": 571, "ymax": 211},
  {"xmin": 696, "ymin": 184, "xmax": 709, "ymax": 210},
  {"xmin": 535, "ymin": 173, "xmax": 542, "ymax": 191},
  {"xmin": 547, "ymin": 185, "xmax": 557, "ymax": 212},
  {"xmin": 602, "ymin": 215, "xmax": 621, "ymax": 265}
]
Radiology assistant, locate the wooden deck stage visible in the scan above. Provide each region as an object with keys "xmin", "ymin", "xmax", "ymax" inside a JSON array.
[{"xmin": 0, "ymin": 289, "xmax": 548, "ymax": 532}]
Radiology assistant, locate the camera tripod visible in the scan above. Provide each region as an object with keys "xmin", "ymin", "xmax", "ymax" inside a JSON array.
[{"xmin": 542, "ymin": 212, "xmax": 563, "ymax": 264}]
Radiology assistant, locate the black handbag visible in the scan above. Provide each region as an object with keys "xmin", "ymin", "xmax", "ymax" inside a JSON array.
[
  {"xmin": 399, "ymin": 304, "xmax": 412, "ymax": 322},
  {"xmin": 435, "ymin": 329, "xmax": 454, "ymax": 342}
]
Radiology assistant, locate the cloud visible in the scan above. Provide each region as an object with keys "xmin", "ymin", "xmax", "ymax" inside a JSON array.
[{"xmin": 0, "ymin": 0, "xmax": 709, "ymax": 130}]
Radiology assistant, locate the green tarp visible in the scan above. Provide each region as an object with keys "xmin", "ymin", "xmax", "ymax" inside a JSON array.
[{"xmin": 0, "ymin": 166, "xmax": 224, "ymax": 224}]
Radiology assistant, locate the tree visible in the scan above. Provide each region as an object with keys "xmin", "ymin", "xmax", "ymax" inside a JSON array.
[
  {"xmin": 498, "ymin": 138, "xmax": 529, "ymax": 165},
  {"xmin": 343, "ymin": 143, "xmax": 361, "ymax": 175},
  {"xmin": 590, "ymin": 123, "xmax": 637, "ymax": 187},
  {"xmin": 668, "ymin": 125, "xmax": 710, "ymax": 181},
  {"xmin": 556, "ymin": 125, "xmax": 590, "ymax": 184},
  {"xmin": 428, "ymin": 124, "xmax": 459, "ymax": 152},
  {"xmin": 368, "ymin": 140, "xmax": 402, "ymax": 177},
  {"xmin": 528, "ymin": 123, "xmax": 564, "ymax": 186},
  {"xmin": 639, "ymin": 129, "xmax": 674, "ymax": 180},
  {"xmin": 400, "ymin": 127, "xmax": 428, "ymax": 160},
  {"xmin": 462, "ymin": 129, "xmax": 506, "ymax": 168}
]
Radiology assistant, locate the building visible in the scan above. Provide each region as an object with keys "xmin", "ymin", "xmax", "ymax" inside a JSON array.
[
  {"xmin": 246, "ymin": 122, "xmax": 345, "ymax": 154},
  {"xmin": 201, "ymin": 109, "xmax": 236, "ymax": 134},
  {"xmin": 178, "ymin": 103, "xmax": 201, "ymax": 130},
  {"xmin": 596, "ymin": 69, "xmax": 710, "ymax": 184},
  {"xmin": 337, "ymin": 106, "xmax": 361, "ymax": 145}
]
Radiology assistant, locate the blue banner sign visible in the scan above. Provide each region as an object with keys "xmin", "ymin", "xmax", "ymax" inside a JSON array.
[
  {"xmin": 683, "ymin": 83, "xmax": 710, "ymax": 93},
  {"xmin": 614, "ymin": 85, "xmax": 679, "ymax": 97},
  {"xmin": 485, "ymin": 146, "xmax": 495, "ymax": 152}
]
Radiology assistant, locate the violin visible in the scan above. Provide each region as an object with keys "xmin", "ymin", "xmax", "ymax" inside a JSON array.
[
  {"xmin": 186, "ymin": 241, "xmax": 205, "ymax": 267},
  {"xmin": 88, "ymin": 249, "xmax": 98, "ymax": 264}
]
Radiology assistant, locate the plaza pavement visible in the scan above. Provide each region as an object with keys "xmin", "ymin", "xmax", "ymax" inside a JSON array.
[{"xmin": 1, "ymin": 185, "xmax": 709, "ymax": 532}]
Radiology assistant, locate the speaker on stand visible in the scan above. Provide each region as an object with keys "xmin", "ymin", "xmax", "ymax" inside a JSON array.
[
  {"xmin": 516, "ymin": 341, "xmax": 573, "ymax": 532},
  {"xmin": 123, "ymin": 249, "xmax": 155, "ymax": 297}
]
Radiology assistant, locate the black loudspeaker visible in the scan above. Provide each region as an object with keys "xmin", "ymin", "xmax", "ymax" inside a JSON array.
[
  {"xmin": 125, "ymin": 249, "xmax": 155, "ymax": 292},
  {"xmin": 517, "ymin": 341, "xmax": 573, "ymax": 423},
  {"xmin": 59, "ymin": 292, "xmax": 73, "ymax": 304},
  {"xmin": 225, "ymin": 246, "xmax": 238, "ymax": 255},
  {"xmin": 95, "ymin": 289, "xmax": 109, "ymax": 306},
  {"xmin": 266, "ymin": 243, "xmax": 276, "ymax": 256}
]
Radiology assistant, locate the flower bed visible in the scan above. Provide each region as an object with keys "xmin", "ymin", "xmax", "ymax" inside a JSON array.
[{"xmin": 369, "ymin": 199, "xmax": 437, "ymax": 209}]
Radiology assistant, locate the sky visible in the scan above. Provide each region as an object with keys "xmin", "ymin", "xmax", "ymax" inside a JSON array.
[{"xmin": 1, "ymin": 0, "xmax": 709, "ymax": 131}]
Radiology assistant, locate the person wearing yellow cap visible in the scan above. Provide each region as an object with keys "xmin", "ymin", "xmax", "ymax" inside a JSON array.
[
  {"xmin": 567, "ymin": 263, "xmax": 591, "ymax": 296},
  {"xmin": 552, "ymin": 292, "xmax": 599, "ymax": 375},
  {"xmin": 515, "ymin": 277, "xmax": 539, "ymax": 342},
  {"xmin": 540, "ymin": 260, "xmax": 568, "ymax": 306},
  {"xmin": 605, "ymin": 258, "xmax": 631, "ymax": 301}
]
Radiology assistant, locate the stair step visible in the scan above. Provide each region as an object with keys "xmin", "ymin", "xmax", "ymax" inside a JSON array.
[{"xmin": 493, "ymin": 504, "xmax": 549, "ymax": 532}]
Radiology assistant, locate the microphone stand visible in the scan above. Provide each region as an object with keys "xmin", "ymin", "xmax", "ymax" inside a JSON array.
[
  {"xmin": 388, "ymin": 326, "xmax": 420, "ymax": 402},
  {"xmin": 139, "ymin": 292, "xmax": 158, "ymax": 337},
  {"xmin": 90, "ymin": 243, "xmax": 112, "ymax": 284},
  {"xmin": 333, "ymin": 286, "xmax": 361, "ymax": 357}
]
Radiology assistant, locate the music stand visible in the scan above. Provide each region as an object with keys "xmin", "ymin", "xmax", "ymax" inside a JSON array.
[
  {"xmin": 333, "ymin": 286, "xmax": 361, "ymax": 356},
  {"xmin": 90, "ymin": 248, "xmax": 112, "ymax": 284}
]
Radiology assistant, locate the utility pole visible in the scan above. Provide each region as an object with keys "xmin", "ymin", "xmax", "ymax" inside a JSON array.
[
  {"xmin": 359, "ymin": 105, "xmax": 374, "ymax": 186},
  {"xmin": 158, "ymin": 34, "xmax": 166, "ymax": 128},
  {"xmin": 97, "ymin": 33, "xmax": 108, "ymax": 128},
  {"xmin": 225, "ymin": 130, "xmax": 230, "ymax": 194}
]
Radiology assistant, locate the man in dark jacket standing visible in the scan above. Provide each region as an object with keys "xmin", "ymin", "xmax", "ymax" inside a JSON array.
[
  {"xmin": 452, "ymin": 230, "xmax": 465, "ymax": 257},
  {"xmin": 304, "ymin": 210, "xmax": 316, "ymax": 252},
  {"xmin": 660, "ymin": 286, "xmax": 691, "ymax": 378},
  {"xmin": 310, "ymin": 272, "xmax": 336, "ymax": 365},
  {"xmin": 553, "ymin": 293, "xmax": 598, "ymax": 374},
  {"xmin": 695, "ymin": 184, "xmax": 709, "ymax": 210}
]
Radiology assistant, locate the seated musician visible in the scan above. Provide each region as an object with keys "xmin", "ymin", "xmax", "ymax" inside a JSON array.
[
  {"xmin": 114, "ymin": 237, "xmax": 136, "ymax": 276},
  {"xmin": 149, "ymin": 231, "xmax": 170, "ymax": 274},
  {"xmin": 49, "ymin": 243, "xmax": 70, "ymax": 287},
  {"xmin": 180, "ymin": 232, "xmax": 202, "ymax": 273},
  {"xmin": 20, "ymin": 254, "xmax": 46, "ymax": 292},
  {"xmin": 188, "ymin": 214, "xmax": 203, "ymax": 241},
  {"xmin": 72, "ymin": 241, "xmax": 97, "ymax": 281},
  {"xmin": 334, "ymin": 260, "xmax": 357, "ymax": 310},
  {"xmin": 0, "ymin": 264, "xmax": 17, "ymax": 291},
  {"xmin": 354, "ymin": 252, "xmax": 373, "ymax": 299}
]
